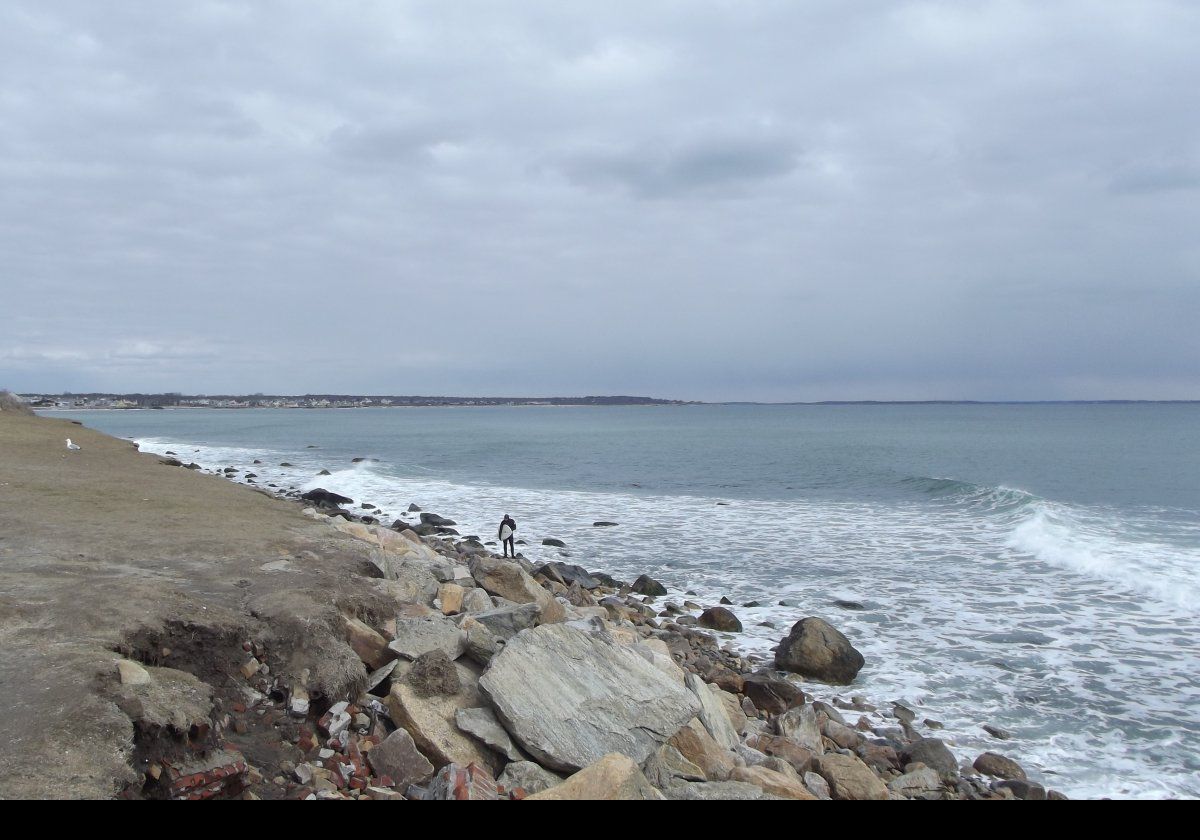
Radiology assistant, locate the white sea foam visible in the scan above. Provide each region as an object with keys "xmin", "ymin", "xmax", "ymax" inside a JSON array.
[{"xmin": 135, "ymin": 436, "xmax": 1200, "ymax": 799}]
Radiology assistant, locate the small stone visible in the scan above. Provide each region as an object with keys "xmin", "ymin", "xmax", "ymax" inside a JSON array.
[{"xmin": 116, "ymin": 659, "xmax": 151, "ymax": 686}]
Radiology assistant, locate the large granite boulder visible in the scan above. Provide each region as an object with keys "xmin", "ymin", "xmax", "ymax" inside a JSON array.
[
  {"xmin": 525, "ymin": 753, "xmax": 664, "ymax": 800},
  {"xmin": 387, "ymin": 660, "xmax": 499, "ymax": 772},
  {"xmin": 469, "ymin": 556, "xmax": 566, "ymax": 624},
  {"xmin": 387, "ymin": 614, "xmax": 465, "ymax": 661},
  {"xmin": 479, "ymin": 624, "xmax": 701, "ymax": 772},
  {"xmin": 774, "ymin": 617, "xmax": 865, "ymax": 684},
  {"xmin": 684, "ymin": 673, "xmax": 740, "ymax": 750}
]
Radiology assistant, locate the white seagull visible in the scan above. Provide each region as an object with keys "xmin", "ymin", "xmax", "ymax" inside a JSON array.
[{"xmin": 66, "ymin": 439, "xmax": 81, "ymax": 451}]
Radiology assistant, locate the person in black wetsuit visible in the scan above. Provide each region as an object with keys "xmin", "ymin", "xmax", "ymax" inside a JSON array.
[{"xmin": 498, "ymin": 515, "xmax": 517, "ymax": 558}]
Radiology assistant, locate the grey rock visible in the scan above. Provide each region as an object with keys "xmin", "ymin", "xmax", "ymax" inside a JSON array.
[
  {"xmin": 774, "ymin": 617, "xmax": 865, "ymax": 685},
  {"xmin": 631, "ymin": 575, "xmax": 668, "ymax": 597},
  {"xmin": 973, "ymin": 752, "xmax": 1027, "ymax": 780},
  {"xmin": 661, "ymin": 781, "xmax": 780, "ymax": 800},
  {"xmin": 459, "ymin": 616, "xmax": 503, "ymax": 667},
  {"xmin": 470, "ymin": 603, "xmax": 541, "ymax": 640},
  {"xmin": 460, "ymin": 587, "xmax": 494, "ymax": 614},
  {"xmin": 685, "ymin": 673, "xmax": 740, "ymax": 750},
  {"xmin": 642, "ymin": 744, "xmax": 706, "ymax": 788},
  {"xmin": 479, "ymin": 623, "xmax": 701, "ymax": 772},
  {"xmin": 905, "ymin": 738, "xmax": 959, "ymax": 778},
  {"xmin": 454, "ymin": 707, "xmax": 523, "ymax": 762},
  {"xmin": 537, "ymin": 562, "xmax": 601, "ymax": 590},
  {"xmin": 888, "ymin": 764, "xmax": 942, "ymax": 795},
  {"xmin": 698, "ymin": 607, "xmax": 743, "ymax": 632},
  {"xmin": 374, "ymin": 562, "xmax": 441, "ymax": 605},
  {"xmin": 365, "ymin": 728, "xmax": 434, "ymax": 787},
  {"xmin": 995, "ymin": 778, "xmax": 1047, "ymax": 800},
  {"xmin": 803, "ymin": 771, "xmax": 832, "ymax": 800},
  {"xmin": 388, "ymin": 614, "xmax": 465, "ymax": 661},
  {"xmin": 496, "ymin": 761, "xmax": 563, "ymax": 796},
  {"xmin": 776, "ymin": 704, "xmax": 824, "ymax": 754}
]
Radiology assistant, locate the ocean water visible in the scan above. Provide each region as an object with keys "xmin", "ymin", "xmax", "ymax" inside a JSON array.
[{"xmin": 56, "ymin": 403, "xmax": 1200, "ymax": 799}]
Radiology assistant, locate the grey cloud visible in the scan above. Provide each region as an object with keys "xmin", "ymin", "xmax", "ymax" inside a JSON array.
[
  {"xmin": 558, "ymin": 132, "xmax": 802, "ymax": 197},
  {"xmin": 1109, "ymin": 160, "xmax": 1200, "ymax": 194},
  {"xmin": 1, "ymin": 1, "xmax": 1198, "ymax": 401}
]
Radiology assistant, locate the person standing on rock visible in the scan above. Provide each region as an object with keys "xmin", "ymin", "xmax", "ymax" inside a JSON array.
[{"xmin": 498, "ymin": 514, "xmax": 517, "ymax": 558}]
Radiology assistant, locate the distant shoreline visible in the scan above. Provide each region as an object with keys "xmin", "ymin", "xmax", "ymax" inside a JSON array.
[{"xmin": 28, "ymin": 398, "xmax": 1200, "ymax": 411}]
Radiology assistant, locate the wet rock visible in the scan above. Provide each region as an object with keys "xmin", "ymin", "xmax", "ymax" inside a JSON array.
[
  {"xmin": 995, "ymin": 779, "xmax": 1047, "ymax": 800},
  {"xmin": 741, "ymin": 673, "xmax": 805, "ymax": 715},
  {"xmin": 479, "ymin": 624, "xmax": 700, "ymax": 772},
  {"xmin": 541, "ymin": 538, "xmax": 567, "ymax": 547},
  {"xmin": 593, "ymin": 521, "xmax": 619, "ymax": 527},
  {"xmin": 300, "ymin": 488, "xmax": 354, "ymax": 506},
  {"xmin": 904, "ymin": 738, "xmax": 959, "ymax": 779},
  {"xmin": 983, "ymin": 724, "xmax": 1013, "ymax": 740},
  {"xmin": 408, "ymin": 503, "xmax": 422, "ymax": 512},
  {"xmin": 527, "ymin": 753, "xmax": 664, "ymax": 801},
  {"xmin": 833, "ymin": 599, "xmax": 866, "ymax": 610},
  {"xmin": 817, "ymin": 752, "xmax": 889, "ymax": 800},
  {"xmin": 973, "ymin": 752, "xmax": 1027, "ymax": 780},
  {"xmin": 497, "ymin": 761, "xmax": 564, "ymax": 796},
  {"xmin": 631, "ymin": 575, "xmax": 668, "ymax": 597},
  {"xmin": 774, "ymin": 617, "xmax": 865, "ymax": 685},
  {"xmin": 419, "ymin": 512, "xmax": 456, "ymax": 527},
  {"xmin": 698, "ymin": 607, "xmax": 742, "ymax": 632},
  {"xmin": 537, "ymin": 562, "xmax": 601, "ymax": 590},
  {"xmin": 366, "ymin": 728, "xmax": 434, "ymax": 787}
]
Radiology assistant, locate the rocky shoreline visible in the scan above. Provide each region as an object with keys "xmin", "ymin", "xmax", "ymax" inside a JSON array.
[{"xmin": 113, "ymin": 449, "xmax": 1065, "ymax": 801}]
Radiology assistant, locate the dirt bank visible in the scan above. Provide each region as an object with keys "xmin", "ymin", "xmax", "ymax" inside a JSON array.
[{"xmin": 0, "ymin": 411, "xmax": 385, "ymax": 798}]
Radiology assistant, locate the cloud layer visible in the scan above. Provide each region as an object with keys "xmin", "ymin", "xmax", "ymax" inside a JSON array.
[{"xmin": 2, "ymin": 1, "xmax": 1198, "ymax": 400}]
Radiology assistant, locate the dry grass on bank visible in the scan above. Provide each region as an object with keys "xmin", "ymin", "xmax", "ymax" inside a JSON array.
[{"xmin": 0, "ymin": 391, "xmax": 33, "ymax": 414}]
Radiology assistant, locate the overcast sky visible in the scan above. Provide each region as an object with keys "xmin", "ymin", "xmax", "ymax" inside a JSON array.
[{"xmin": 2, "ymin": 1, "xmax": 1197, "ymax": 401}]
